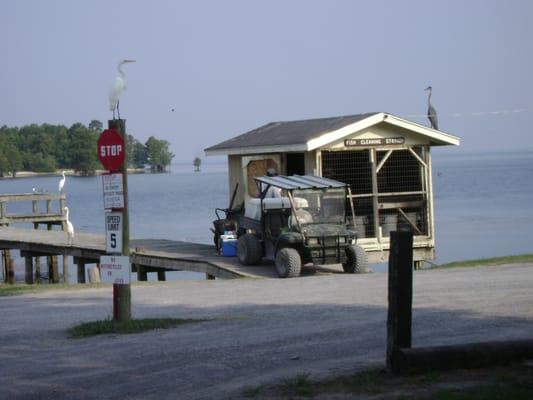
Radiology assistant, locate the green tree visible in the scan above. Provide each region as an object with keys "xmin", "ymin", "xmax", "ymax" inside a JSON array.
[
  {"xmin": 132, "ymin": 141, "xmax": 148, "ymax": 168},
  {"xmin": 68, "ymin": 123, "xmax": 99, "ymax": 174},
  {"xmin": 193, "ymin": 157, "xmax": 201, "ymax": 172},
  {"xmin": 88, "ymin": 120, "xmax": 103, "ymax": 133},
  {"xmin": 0, "ymin": 121, "xmax": 171, "ymax": 175},
  {"xmin": 3, "ymin": 144, "xmax": 23, "ymax": 177},
  {"xmin": 145, "ymin": 136, "xmax": 174, "ymax": 172}
]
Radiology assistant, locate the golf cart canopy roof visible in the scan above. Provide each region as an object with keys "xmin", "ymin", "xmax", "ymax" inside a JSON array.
[{"xmin": 255, "ymin": 175, "xmax": 347, "ymax": 190}]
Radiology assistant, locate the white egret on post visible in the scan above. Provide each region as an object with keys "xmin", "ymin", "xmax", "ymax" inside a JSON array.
[
  {"xmin": 58, "ymin": 171, "xmax": 66, "ymax": 193},
  {"xmin": 109, "ymin": 59, "xmax": 136, "ymax": 119},
  {"xmin": 64, "ymin": 206, "xmax": 74, "ymax": 245}
]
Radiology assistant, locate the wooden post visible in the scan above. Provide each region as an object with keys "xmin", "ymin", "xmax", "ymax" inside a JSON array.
[
  {"xmin": 25, "ymin": 255, "xmax": 34, "ymax": 284},
  {"xmin": 137, "ymin": 265, "xmax": 148, "ymax": 281},
  {"xmin": 62, "ymin": 255, "xmax": 68, "ymax": 283},
  {"xmin": 386, "ymin": 230, "xmax": 414, "ymax": 373},
  {"xmin": 395, "ymin": 339, "xmax": 533, "ymax": 373},
  {"xmin": 35, "ymin": 257, "xmax": 41, "ymax": 283},
  {"xmin": 88, "ymin": 266, "xmax": 101, "ymax": 283},
  {"xmin": 4, "ymin": 250, "xmax": 15, "ymax": 284},
  {"xmin": 77, "ymin": 259, "xmax": 86, "ymax": 283},
  {"xmin": 109, "ymin": 119, "xmax": 131, "ymax": 322},
  {"xmin": 157, "ymin": 270, "xmax": 166, "ymax": 281},
  {"xmin": 49, "ymin": 256, "xmax": 59, "ymax": 283},
  {"xmin": 34, "ymin": 222, "xmax": 40, "ymax": 283},
  {"xmin": 206, "ymin": 273, "xmax": 215, "ymax": 280}
]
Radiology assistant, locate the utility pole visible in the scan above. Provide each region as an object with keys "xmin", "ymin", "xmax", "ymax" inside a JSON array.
[
  {"xmin": 108, "ymin": 119, "xmax": 131, "ymax": 321},
  {"xmin": 98, "ymin": 119, "xmax": 131, "ymax": 321}
]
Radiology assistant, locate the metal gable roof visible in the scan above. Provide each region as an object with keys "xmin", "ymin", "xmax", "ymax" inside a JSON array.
[
  {"xmin": 205, "ymin": 112, "xmax": 379, "ymax": 154},
  {"xmin": 255, "ymin": 174, "xmax": 347, "ymax": 190},
  {"xmin": 205, "ymin": 112, "xmax": 460, "ymax": 156}
]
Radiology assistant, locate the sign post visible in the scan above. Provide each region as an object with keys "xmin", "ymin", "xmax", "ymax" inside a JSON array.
[{"xmin": 99, "ymin": 119, "xmax": 131, "ymax": 322}]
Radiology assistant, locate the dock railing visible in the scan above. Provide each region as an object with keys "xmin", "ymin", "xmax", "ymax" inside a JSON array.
[
  {"xmin": 1, "ymin": 193, "xmax": 67, "ymax": 284},
  {"xmin": 0, "ymin": 193, "xmax": 66, "ymax": 227}
]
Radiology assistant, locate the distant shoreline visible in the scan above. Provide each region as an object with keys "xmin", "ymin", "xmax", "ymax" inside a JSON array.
[{"xmin": 0, "ymin": 168, "xmax": 146, "ymax": 180}]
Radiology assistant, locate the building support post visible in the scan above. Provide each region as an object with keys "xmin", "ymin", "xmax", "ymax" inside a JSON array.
[{"xmin": 370, "ymin": 149, "xmax": 380, "ymax": 242}]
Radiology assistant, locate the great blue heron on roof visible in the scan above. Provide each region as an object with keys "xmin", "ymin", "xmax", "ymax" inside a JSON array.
[
  {"xmin": 425, "ymin": 86, "xmax": 439, "ymax": 130},
  {"xmin": 109, "ymin": 59, "xmax": 136, "ymax": 119}
]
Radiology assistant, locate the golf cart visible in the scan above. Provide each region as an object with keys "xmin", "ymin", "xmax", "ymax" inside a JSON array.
[{"xmin": 235, "ymin": 175, "xmax": 368, "ymax": 278}]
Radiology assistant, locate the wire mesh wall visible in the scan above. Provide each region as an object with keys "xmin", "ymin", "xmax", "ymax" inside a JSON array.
[
  {"xmin": 322, "ymin": 150, "xmax": 375, "ymax": 237},
  {"xmin": 376, "ymin": 149, "xmax": 423, "ymax": 193},
  {"xmin": 322, "ymin": 148, "xmax": 428, "ymax": 238}
]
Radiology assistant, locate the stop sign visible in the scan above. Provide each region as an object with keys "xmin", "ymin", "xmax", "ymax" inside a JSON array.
[{"xmin": 98, "ymin": 128, "xmax": 125, "ymax": 172}]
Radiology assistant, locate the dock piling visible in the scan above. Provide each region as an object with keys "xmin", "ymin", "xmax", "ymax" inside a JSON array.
[
  {"xmin": 25, "ymin": 255, "xmax": 34, "ymax": 284},
  {"xmin": 35, "ymin": 257, "xmax": 41, "ymax": 283},
  {"xmin": 76, "ymin": 258, "xmax": 86, "ymax": 283},
  {"xmin": 157, "ymin": 270, "xmax": 166, "ymax": 281}
]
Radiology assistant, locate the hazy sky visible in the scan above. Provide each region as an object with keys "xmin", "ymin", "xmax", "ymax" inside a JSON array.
[{"xmin": 2, "ymin": 0, "xmax": 532, "ymax": 162}]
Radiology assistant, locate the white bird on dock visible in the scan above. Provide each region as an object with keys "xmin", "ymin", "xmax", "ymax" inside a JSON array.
[
  {"xmin": 64, "ymin": 206, "xmax": 74, "ymax": 245},
  {"xmin": 58, "ymin": 171, "xmax": 66, "ymax": 193},
  {"xmin": 109, "ymin": 59, "xmax": 136, "ymax": 119}
]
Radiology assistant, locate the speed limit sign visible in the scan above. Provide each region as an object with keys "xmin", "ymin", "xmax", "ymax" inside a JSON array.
[{"xmin": 105, "ymin": 211, "xmax": 123, "ymax": 254}]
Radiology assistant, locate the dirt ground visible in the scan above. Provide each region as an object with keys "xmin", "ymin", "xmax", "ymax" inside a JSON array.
[{"xmin": 1, "ymin": 263, "xmax": 532, "ymax": 400}]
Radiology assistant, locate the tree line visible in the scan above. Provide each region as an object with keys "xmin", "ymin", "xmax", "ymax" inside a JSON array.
[{"xmin": 0, "ymin": 120, "xmax": 174, "ymax": 177}]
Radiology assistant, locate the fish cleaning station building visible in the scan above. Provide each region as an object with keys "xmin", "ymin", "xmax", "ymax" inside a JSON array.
[{"xmin": 205, "ymin": 112, "xmax": 460, "ymax": 266}]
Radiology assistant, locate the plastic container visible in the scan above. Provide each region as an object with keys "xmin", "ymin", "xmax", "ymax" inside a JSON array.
[
  {"xmin": 380, "ymin": 214, "xmax": 398, "ymax": 236},
  {"xmin": 221, "ymin": 238, "xmax": 237, "ymax": 257}
]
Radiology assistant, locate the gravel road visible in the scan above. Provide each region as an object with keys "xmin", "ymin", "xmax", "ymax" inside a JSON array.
[{"xmin": 1, "ymin": 263, "xmax": 532, "ymax": 400}]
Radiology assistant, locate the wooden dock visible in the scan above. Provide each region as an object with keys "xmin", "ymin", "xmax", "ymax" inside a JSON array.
[
  {"xmin": 0, "ymin": 226, "xmax": 280, "ymax": 283},
  {"xmin": 0, "ymin": 193, "xmax": 346, "ymax": 284}
]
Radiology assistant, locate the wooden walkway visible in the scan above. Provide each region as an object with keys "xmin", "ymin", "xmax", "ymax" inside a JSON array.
[{"xmin": 0, "ymin": 226, "xmax": 280, "ymax": 281}]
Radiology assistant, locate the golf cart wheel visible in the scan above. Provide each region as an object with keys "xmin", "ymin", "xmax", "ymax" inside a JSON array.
[
  {"xmin": 275, "ymin": 248, "xmax": 302, "ymax": 278},
  {"xmin": 237, "ymin": 234, "xmax": 262, "ymax": 265},
  {"xmin": 342, "ymin": 244, "xmax": 369, "ymax": 273}
]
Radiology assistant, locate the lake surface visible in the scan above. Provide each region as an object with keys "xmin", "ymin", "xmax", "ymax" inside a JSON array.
[{"xmin": 1, "ymin": 150, "xmax": 532, "ymax": 280}]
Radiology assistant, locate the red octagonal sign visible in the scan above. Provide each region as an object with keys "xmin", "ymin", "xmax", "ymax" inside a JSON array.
[{"xmin": 98, "ymin": 128, "xmax": 125, "ymax": 172}]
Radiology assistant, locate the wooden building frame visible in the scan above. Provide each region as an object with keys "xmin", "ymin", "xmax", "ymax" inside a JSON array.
[{"xmin": 205, "ymin": 112, "xmax": 460, "ymax": 265}]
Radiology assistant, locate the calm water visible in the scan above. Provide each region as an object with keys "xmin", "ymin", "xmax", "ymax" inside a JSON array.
[{"xmin": 1, "ymin": 150, "xmax": 532, "ymax": 280}]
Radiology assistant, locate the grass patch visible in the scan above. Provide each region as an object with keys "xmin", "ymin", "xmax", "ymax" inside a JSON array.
[
  {"xmin": 332, "ymin": 368, "xmax": 387, "ymax": 394},
  {"xmin": 430, "ymin": 254, "xmax": 533, "ymax": 270},
  {"xmin": 0, "ymin": 284, "xmax": 38, "ymax": 297},
  {"xmin": 249, "ymin": 364, "xmax": 533, "ymax": 399},
  {"xmin": 242, "ymin": 384, "xmax": 267, "ymax": 398},
  {"xmin": 69, "ymin": 317, "xmax": 208, "ymax": 338},
  {"xmin": 430, "ymin": 381, "xmax": 533, "ymax": 400},
  {"xmin": 0, "ymin": 281, "xmax": 163, "ymax": 297},
  {"xmin": 0, "ymin": 283, "xmax": 108, "ymax": 296},
  {"xmin": 280, "ymin": 373, "xmax": 314, "ymax": 396}
]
